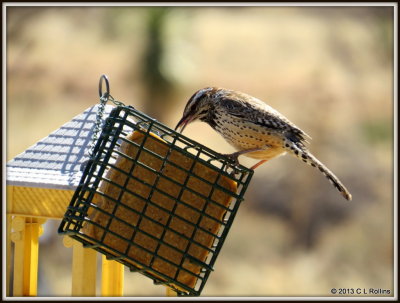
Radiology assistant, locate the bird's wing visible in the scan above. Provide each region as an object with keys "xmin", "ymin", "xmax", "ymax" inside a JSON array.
[{"xmin": 219, "ymin": 94, "xmax": 311, "ymax": 145}]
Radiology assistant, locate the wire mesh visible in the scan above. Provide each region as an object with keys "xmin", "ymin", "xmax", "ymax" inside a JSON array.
[{"xmin": 58, "ymin": 105, "xmax": 253, "ymax": 296}]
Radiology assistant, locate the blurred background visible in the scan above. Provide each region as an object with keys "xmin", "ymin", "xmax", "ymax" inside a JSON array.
[{"xmin": 6, "ymin": 5, "xmax": 394, "ymax": 297}]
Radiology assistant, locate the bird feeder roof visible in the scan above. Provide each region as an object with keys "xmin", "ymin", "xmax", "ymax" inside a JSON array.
[{"xmin": 7, "ymin": 104, "xmax": 114, "ymax": 190}]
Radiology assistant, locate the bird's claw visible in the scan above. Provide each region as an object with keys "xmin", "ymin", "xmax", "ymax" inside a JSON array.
[{"xmin": 221, "ymin": 153, "xmax": 240, "ymax": 166}]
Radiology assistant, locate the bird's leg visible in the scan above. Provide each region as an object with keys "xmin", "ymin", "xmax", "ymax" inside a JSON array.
[
  {"xmin": 250, "ymin": 160, "xmax": 268, "ymax": 170},
  {"xmin": 223, "ymin": 146, "xmax": 270, "ymax": 166}
]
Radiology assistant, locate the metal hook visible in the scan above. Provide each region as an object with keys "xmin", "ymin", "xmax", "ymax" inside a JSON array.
[{"xmin": 99, "ymin": 74, "xmax": 110, "ymax": 98}]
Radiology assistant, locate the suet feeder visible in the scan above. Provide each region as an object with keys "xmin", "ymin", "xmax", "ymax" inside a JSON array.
[{"xmin": 8, "ymin": 75, "xmax": 254, "ymax": 297}]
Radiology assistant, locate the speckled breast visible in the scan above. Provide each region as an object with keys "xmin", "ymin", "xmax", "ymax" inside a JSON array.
[{"xmin": 214, "ymin": 116, "xmax": 287, "ymax": 160}]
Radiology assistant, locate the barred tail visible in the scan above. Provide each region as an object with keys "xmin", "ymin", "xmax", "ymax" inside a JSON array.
[{"xmin": 289, "ymin": 143, "xmax": 352, "ymax": 201}]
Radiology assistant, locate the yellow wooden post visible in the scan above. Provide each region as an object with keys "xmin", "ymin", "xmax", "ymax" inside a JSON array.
[
  {"xmin": 12, "ymin": 216, "xmax": 26, "ymax": 296},
  {"xmin": 11, "ymin": 216, "xmax": 45, "ymax": 296},
  {"xmin": 101, "ymin": 256, "xmax": 124, "ymax": 296},
  {"xmin": 70, "ymin": 239, "xmax": 97, "ymax": 296},
  {"xmin": 23, "ymin": 218, "xmax": 40, "ymax": 295}
]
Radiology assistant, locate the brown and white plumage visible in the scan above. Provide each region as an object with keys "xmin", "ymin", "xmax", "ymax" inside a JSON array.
[{"xmin": 175, "ymin": 87, "xmax": 352, "ymax": 201}]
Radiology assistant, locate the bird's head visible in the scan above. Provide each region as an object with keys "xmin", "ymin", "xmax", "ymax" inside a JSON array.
[{"xmin": 175, "ymin": 87, "xmax": 216, "ymax": 133}]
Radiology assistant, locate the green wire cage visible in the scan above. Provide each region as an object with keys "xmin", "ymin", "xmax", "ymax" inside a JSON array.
[{"xmin": 58, "ymin": 80, "xmax": 254, "ymax": 296}]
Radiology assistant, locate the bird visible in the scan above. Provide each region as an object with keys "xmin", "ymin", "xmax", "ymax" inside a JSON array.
[{"xmin": 175, "ymin": 87, "xmax": 352, "ymax": 201}]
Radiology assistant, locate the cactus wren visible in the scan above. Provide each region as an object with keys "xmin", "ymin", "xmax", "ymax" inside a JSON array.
[{"xmin": 175, "ymin": 87, "xmax": 352, "ymax": 201}]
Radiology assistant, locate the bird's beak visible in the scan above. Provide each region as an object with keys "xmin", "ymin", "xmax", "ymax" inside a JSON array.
[{"xmin": 175, "ymin": 115, "xmax": 192, "ymax": 133}]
